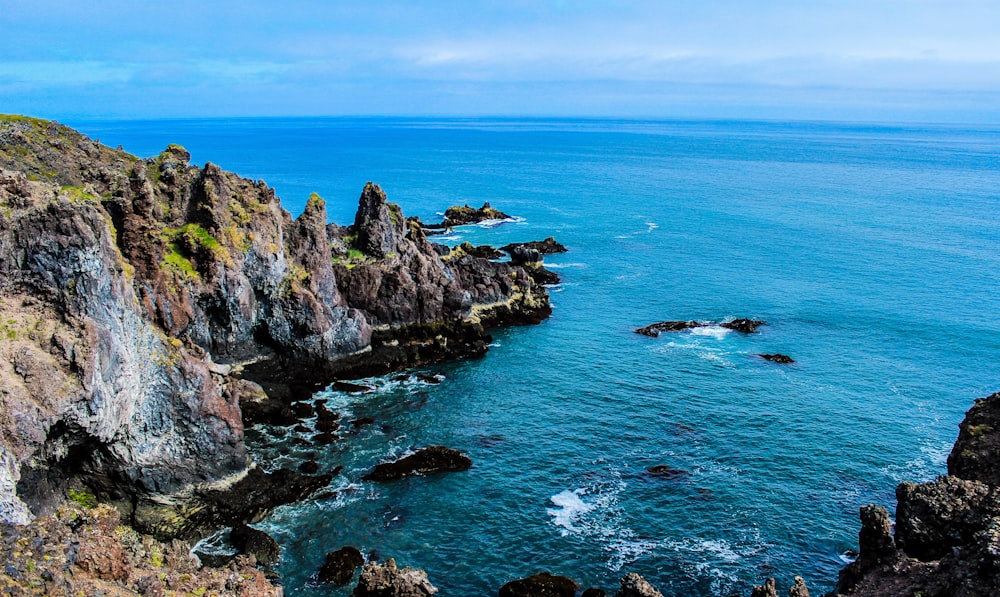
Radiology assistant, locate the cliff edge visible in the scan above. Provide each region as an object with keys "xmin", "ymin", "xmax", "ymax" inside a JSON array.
[{"xmin": 0, "ymin": 115, "xmax": 550, "ymax": 537}]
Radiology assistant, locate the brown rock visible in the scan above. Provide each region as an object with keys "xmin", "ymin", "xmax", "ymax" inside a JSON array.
[
  {"xmin": 499, "ymin": 572, "xmax": 578, "ymax": 597},
  {"xmin": 352, "ymin": 558, "xmax": 438, "ymax": 597},
  {"xmin": 615, "ymin": 573, "xmax": 664, "ymax": 597}
]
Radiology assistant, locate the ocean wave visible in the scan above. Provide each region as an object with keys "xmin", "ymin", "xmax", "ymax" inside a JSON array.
[
  {"xmin": 543, "ymin": 262, "xmax": 588, "ymax": 269},
  {"xmin": 547, "ymin": 489, "xmax": 594, "ymax": 536},
  {"xmin": 689, "ymin": 325, "xmax": 732, "ymax": 340},
  {"xmin": 475, "ymin": 215, "xmax": 525, "ymax": 228}
]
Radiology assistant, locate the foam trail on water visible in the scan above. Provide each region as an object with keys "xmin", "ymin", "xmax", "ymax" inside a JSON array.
[{"xmin": 547, "ymin": 489, "xmax": 593, "ymax": 536}]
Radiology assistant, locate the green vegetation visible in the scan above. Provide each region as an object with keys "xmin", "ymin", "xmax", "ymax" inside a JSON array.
[
  {"xmin": 387, "ymin": 202, "xmax": 403, "ymax": 226},
  {"xmin": 280, "ymin": 265, "xmax": 310, "ymax": 296},
  {"xmin": 159, "ymin": 224, "xmax": 228, "ymax": 279},
  {"xmin": 967, "ymin": 424, "xmax": 992, "ymax": 437},
  {"xmin": 331, "ymin": 248, "xmax": 375, "ymax": 269},
  {"xmin": 68, "ymin": 488, "xmax": 96, "ymax": 509},
  {"xmin": 163, "ymin": 244, "xmax": 199, "ymax": 281},
  {"xmin": 0, "ymin": 114, "xmax": 49, "ymax": 127},
  {"xmin": 307, "ymin": 192, "xmax": 325, "ymax": 211},
  {"xmin": 59, "ymin": 185, "xmax": 98, "ymax": 204}
]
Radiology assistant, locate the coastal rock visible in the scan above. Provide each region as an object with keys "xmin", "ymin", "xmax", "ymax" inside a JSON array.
[
  {"xmin": 352, "ymin": 558, "xmax": 438, "ymax": 597},
  {"xmin": 635, "ymin": 318, "xmax": 765, "ymax": 337},
  {"xmin": 749, "ymin": 578, "xmax": 777, "ymax": 597},
  {"xmin": 499, "ymin": 572, "xmax": 578, "ymax": 597},
  {"xmin": 720, "ymin": 318, "xmax": 765, "ymax": 333},
  {"xmin": 615, "ymin": 573, "xmax": 664, "ymax": 597},
  {"xmin": 789, "ymin": 576, "xmax": 809, "ymax": 597},
  {"xmin": 362, "ymin": 447, "xmax": 472, "ymax": 482},
  {"xmin": 319, "ymin": 545, "xmax": 365, "ymax": 585},
  {"xmin": 759, "ymin": 353, "xmax": 794, "ymax": 364},
  {"xmin": 635, "ymin": 321, "xmax": 702, "ymax": 336},
  {"xmin": 581, "ymin": 589, "xmax": 607, "ymax": 597},
  {"xmin": 948, "ymin": 390, "xmax": 1000, "ymax": 486},
  {"xmin": 424, "ymin": 202, "xmax": 512, "ymax": 228},
  {"xmin": 451, "ymin": 242, "xmax": 503, "ymax": 260},
  {"xmin": 229, "ymin": 523, "xmax": 281, "ymax": 567},
  {"xmin": 500, "ymin": 237, "xmax": 568, "ymax": 255},
  {"xmin": 829, "ymin": 391, "xmax": 1000, "ymax": 597}
]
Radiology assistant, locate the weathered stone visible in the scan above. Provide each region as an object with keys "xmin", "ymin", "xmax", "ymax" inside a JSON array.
[
  {"xmin": 229, "ymin": 523, "xmax": 280, "ymax": 567},
  {"xmin": 363, "ymin": 447, "xmax": 472, "ymax": 482},
  {"xmin": 352, "ymin": 558, "xmax": 438, "ymax": 597},
  {"xmin": 949, "ymin": 391, "xmax": 1000, "ymax": 486},
  {"xmin": 749, "ymin": 578, "xmax": 777, "ymax": 597},
  {"xmin": 319, "ymin": 545, "xmax": 365, "ymax": 586},
  {"xmin": 615, "ymin": 573, "xmax": 664, "ymax": 597},
  {"xmin": 499, "ymin": 572, "xmax": 578, "ymax": 597}
]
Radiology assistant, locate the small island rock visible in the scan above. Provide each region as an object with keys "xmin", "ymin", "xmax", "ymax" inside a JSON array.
[
  {"xmin": 500, "ymin": 237, "xmax": 568, "ymax": 255},
  {"xmin": 615, "ymin": 573, "xmax": 664, "ymax": 597},
  {"xmin": 759, "ymin": 353, "xmax": 794, "ymax": 364},
  {"xmin": 363, "ymin": 446, "xmax": 472, "ymax": 482},
  {"xmin": 229, "ymin": 523, "xmax": 281, "ymax": 567}
]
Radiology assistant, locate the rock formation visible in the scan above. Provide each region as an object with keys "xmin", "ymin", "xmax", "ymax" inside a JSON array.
[
  {"xmin": 500, "ymin": 237, "xmax": 568, "ymax": 255},
  {"xmin": 422, "ymin": 202, "xmax": 512, "ymax": 229},
  {"xmin": 352, "ymin": 558, "xmax": 437, "ymax": 597},
  {"xmin": 0, "ymin": 116, "xmax": 552, "ymax": 539},
  {"xmin": 615, "ymin": 573, "xmax": 664, "ymax": 597},
  {"xmin": 320, "ymin": 546, "xmax": 366, "ymax": 586},
  {"xmin": 635, "ymin": 318, "xmax": 765, "ymax": 337},
  {"xmin": 362, "ymin": 446, "xmax": 472, "ymax": 482},
  {"xmin": 759, "ymin": 353, "xmax": 794, "ymax": 364},
  {"xmin": 830, "ymin": 391, "xmax": 1000, "ymax": 596},
  {"xmin": 498, "ymin": 572, "xmax": 578, "ymax": 597}
]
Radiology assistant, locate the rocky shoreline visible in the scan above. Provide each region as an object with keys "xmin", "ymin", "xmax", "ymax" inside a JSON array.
[{"xmin": 2, "ymin": 116, "xmax": 999, "ymax": 596}]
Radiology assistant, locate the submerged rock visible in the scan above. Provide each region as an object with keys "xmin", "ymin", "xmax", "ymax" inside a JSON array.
[
  {"xmin": 362, "ymin": 447, "xmax": 472, "ymax": 482},
  {"xmin": 319, "ymin": 546, "xmax": 365, "ymax": 586},
  {"xmin": 615, "ymin": 573, "xmax": 664, "ymax": 597},
  {"xmin": 759, "ymin": 353, "xmax": 795, "ymax": 364},
  {"xmin": 645, "ymin": 465, "xmax": 690, "ymax": 480},
  {"xmin": 352, "ymin": 558, "xmax": 437, "ymax": 597},
  {"xmin": 499, "ymin": 572, "xmax": 578, "ymax": 597}
]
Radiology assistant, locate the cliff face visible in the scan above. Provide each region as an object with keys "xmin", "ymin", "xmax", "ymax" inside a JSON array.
[
  {"xmin": 832, "ymin": 392, "xmax": 1000, "ymax": 596},
  {"xmin": 0, "ymin": 116, "xmax": 550, "ymax": 535}
]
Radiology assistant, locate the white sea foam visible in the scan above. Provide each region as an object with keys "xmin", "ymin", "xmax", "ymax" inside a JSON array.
[
  {"xmin": 645, "ymin": 222, "xmax": 659, "ymax": 233},
  {"xmin": 547, "ymin": 489, "xmax": 593, "ymax": 536},
  {"xmin": 690, "ymin": 325, "xmax": 731, "ymax": 340},
  {"xmin": 475, "ymin": 216, "xmax": 524, "ymax": 228},
  {"xmin": 543, "ymin": 262, "xmax": 588, "ymax": 269},
  {"xmin": 436, "ymin": 234, "xmax": 462, "ymax": 241}
]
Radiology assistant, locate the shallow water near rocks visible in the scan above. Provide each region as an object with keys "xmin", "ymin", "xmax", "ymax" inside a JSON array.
[{"xmin": 73, "ymin": 117, "xmax": 1000, "ymax": 596}]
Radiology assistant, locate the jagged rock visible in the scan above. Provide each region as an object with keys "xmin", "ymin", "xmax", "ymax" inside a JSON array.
[
  {"xmin": 424, "ymin": 202, "xmax": 512, "ymax": 228},
  {"xmin": 352, "ymin": 558, "xmax": 438, "ymax": 597},
  {"xmin": 788, "ymin": 576, "xmax": 809, "ymax": 597},
  {"xmin": 615, "ymin": 573, "xmax": 664, "ymax": 597},
  {"xmin": 500, "ymin": 237, "xmax": 568, "ymax": 255},
  {"xmin": 229, "ymin": 523, "xmax": 280, "ymax": 567},
  {"xmin": 635, "ymin": 319, "xmax": 765, "ymax": 337},
  {"xmin": 635, "ymin": 321, "xmax": 703, "ymax": 336},
  {"xmin": 353, "ymin": 183, "xmax": 406, "ymax": 260},
  {"xmin": 319, "ymin": 545, "xmax": 365, "ymax": 585},
  {"xmin": 499, "ymin": 572, "xmax": 578, "ymax": 597},
  {"xmin": 749, "ymin": 578, "xmax": 777, "ymax": 597},
  {"xmin": 894, "ymin": 476, "xmax": 995, "ymax": 561},
  {"xmin": 948, "ymin": 391, "xmax": 1000, "ymax": 486},
  {"xmin": 759, "ymin": 353, "xmax": 794, "ymax": 364},
  {"xmin": 581, "ymin": 588, "xmax": 607, "ymax": 597},
  {"xmin": 508, "ymin": 245, "xmax": 542, "ymax": 267},
  {"xmin": 720, "ymin": 318, "xmax": 765, "ymax": 333},
  {"xmin": 450, "ymin": 242, "xmax": 502, "ymax": 260},
  {"xmin": 334, "ymin": 380, "xmax": 376, "ymax": 393},
  {"xmin": 363, "ymin": 447, "xmax": 472, "ymax": 482}
]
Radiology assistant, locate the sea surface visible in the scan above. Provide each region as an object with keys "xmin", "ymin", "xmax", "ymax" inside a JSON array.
[{"xmin": 72, "ymin": 117, "xmax": 1000, "ymax": 596}]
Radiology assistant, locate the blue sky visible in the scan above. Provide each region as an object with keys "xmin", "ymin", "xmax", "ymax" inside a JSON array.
[{"xmin": 2, "ymin": 0, "xmax": 999, "ymax": 122}]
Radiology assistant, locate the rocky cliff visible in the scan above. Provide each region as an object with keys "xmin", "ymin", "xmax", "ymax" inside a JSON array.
[
  {"xmin": 831, "ymin": 391, "xmax": 1000, "ymax": 596},
  {"xmin": 0, "ymin": 115, "xmax": 550, "ymax": 537}
]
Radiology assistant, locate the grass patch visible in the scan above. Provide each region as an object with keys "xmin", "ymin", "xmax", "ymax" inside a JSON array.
[
  {"xmin": 0, "ymin": 114, "xmax": 49, "ymax": 127},
  {"xmin": 68, "ymin": 488, "xmax": 96, "ymax": 509},
  {"xmin": 59, "ymin": 185, "xmax": 98, "ymax": 204}
]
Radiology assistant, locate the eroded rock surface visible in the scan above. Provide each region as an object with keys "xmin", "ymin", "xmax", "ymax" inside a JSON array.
[
  {"xmin": 362, "ymin": 447, "xmax": 472, "ymax": 482},
  {"xmin": 352, "ymin": 558, "xmax": 437, "ymax": 597}
]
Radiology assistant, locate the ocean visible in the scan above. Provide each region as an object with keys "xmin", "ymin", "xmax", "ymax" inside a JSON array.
[{"xmin": 71, "ymin": 117, "xmax": 1000, "ymax": 596}]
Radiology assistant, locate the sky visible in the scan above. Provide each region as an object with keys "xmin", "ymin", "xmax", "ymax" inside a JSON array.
[{"xmin": 2, "ymin": 0, "xmax": 999, "ymax": 122}]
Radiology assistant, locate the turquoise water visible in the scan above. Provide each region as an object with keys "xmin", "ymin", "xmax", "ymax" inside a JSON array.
[{"xmin": 74, "ymin": 118, "xmax": 1000, "ymax": 595}]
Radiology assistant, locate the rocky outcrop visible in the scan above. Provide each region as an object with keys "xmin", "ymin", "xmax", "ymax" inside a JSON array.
[
  {"xmin": 615, "ymin": 573, "xmax": 664, "ymax": 597},
  {"xmin": 0, "ymin": 502, "xmax": 279, "ymax": 596},
  {"xmin": 0, "ymin": 117, "xmax": 552, "ymax": 538},
  {"xmin": 319, "ymin": 546, "xmax": 365, "ymax": 585},
  {"xmin": 499, "ymin": 572, "xmax": 577, "ymax": 597},
  {"xmin": 423, "ymin": 202, "xmax": 512, "ymax": 229},
  {"xmin": 362, "ymin": 447, "xmax": 472, "ymax": 482},
  {"xmin": 645, "ymin": 465, "xmax": 690, "ymax": 480},
  {"xmin": 636, "ymin": 318, "xmax": 765, "ymax": 337},
  {"xmin": 759, "ymin": 353, "xmax": 794, "ymax": 364},
  {"xmin": 229, "ymin": 523, "xmax": 281, "ymax": 567},
  {"xmin": 352, "ymin": 558, "xmax": 437, "ymax": 597},
  {"xmin": 830, "ymin": 391, "xmax": 1000, "ymax": 596},
  {"xmin": 500, "ymin": 237, "xmax": 567, "ymax": 255}
]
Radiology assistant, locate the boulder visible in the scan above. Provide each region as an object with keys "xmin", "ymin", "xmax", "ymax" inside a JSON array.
[
  {"xmin": 499, "ymin": 572, "xmax": 578, "ymax": 597},
  {"xmin": 635, "ymin": 321, "xmax": 702, "ymax": 337},
  {"xmin": 363, "ymin": 447, "xmax": 472, "ymax": 482},
  {"xmin": 230, "ymin": 523, "xmax": 281, "ymax": 567},
  {"xmin": 319, "ymin": 546, "xmax": 365, "ymax": 586},
  {"xmin": 615, "ymin": 573, "xmax": 664, "ymax": 597},
  {"xmin": 352, "ymin": 558, "xmax": 438, "ymax": 597},
  {"xmin": 500, "ymin": 237, "xmax": 568, "ymax": 255},
  {"xmin": 424, "ymin": 202, "xmax": 512, "ymax": 228},
  {"xmin": 720, "ymin": 318, "xmax": 765, "ymax": 333}
]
